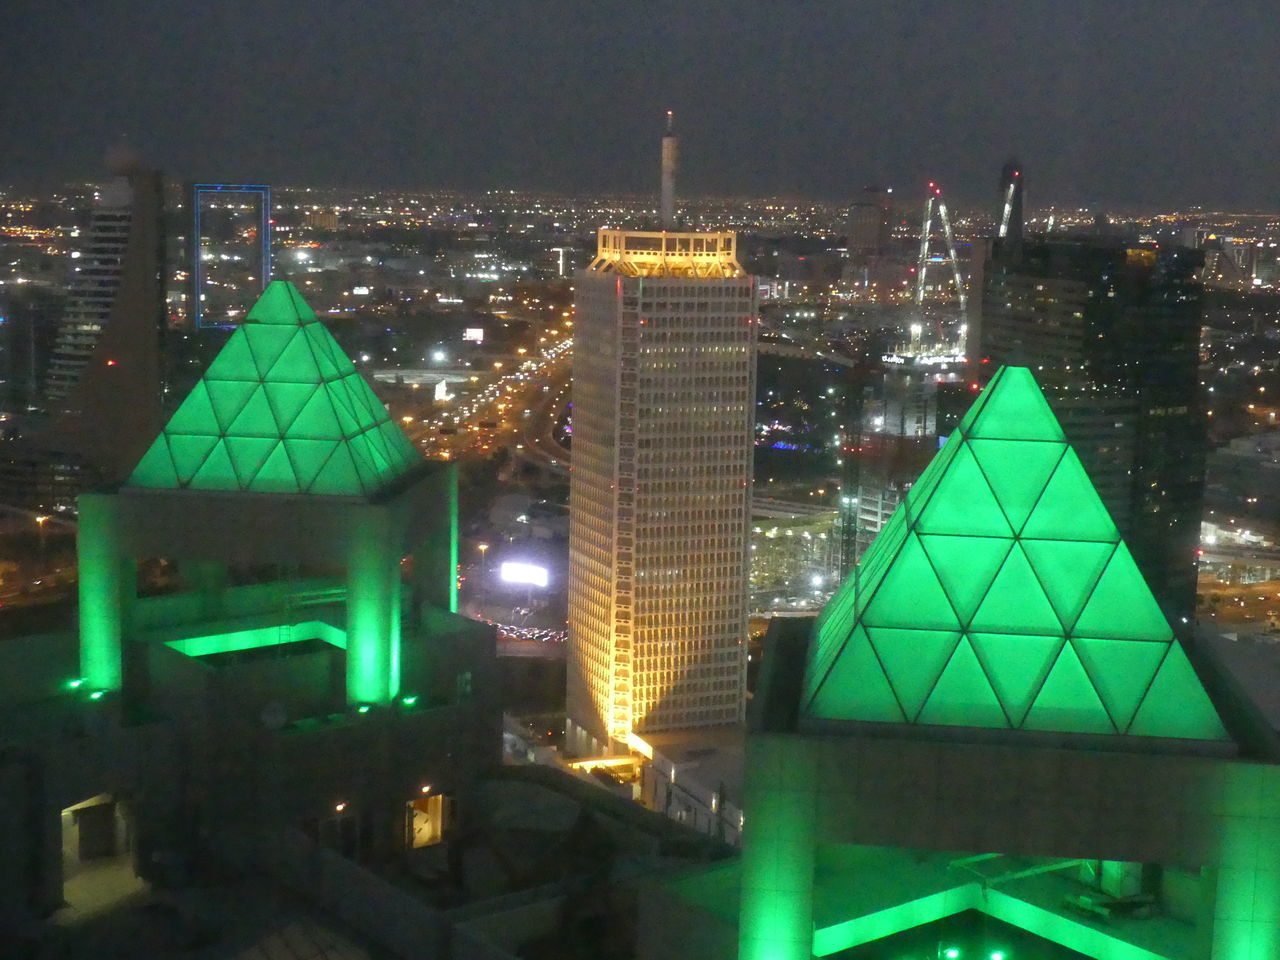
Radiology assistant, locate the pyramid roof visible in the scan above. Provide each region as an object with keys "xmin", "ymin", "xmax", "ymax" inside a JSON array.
[
  {"xmin": 126, "ymin": 281, "xmax": 421, "ymax": 497},
  {"xmin": 803, "ymin": 366, "xmax": 1228, "ymax": 741}
]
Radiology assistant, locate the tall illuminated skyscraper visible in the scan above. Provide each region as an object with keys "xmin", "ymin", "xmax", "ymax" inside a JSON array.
[
  {"xmin": 0, "ymin": 158, "xmax": 164, "ymax": 510},
  {"xmin": 567, "ymin": 124, "xmax": 757, "ymax": 751},
  {"xmin": 45, "ymin": 175, "xmax": 153, "ymax": 404}
]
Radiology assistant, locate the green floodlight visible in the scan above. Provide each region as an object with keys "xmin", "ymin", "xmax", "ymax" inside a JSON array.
[
  {"xmin": 990, "ymin": 951, "xmax": 1006, "ymax": 960},
  {"xmin": 944, "ymin": 949, "xmax": 961, "ymax": 960},
  {"xmin": 66, "ymin": 678, "xmax": 84, "ymax": 690},
  {"xmin": 356, "ymin": 703, "xmax": 371, "ymax": 714},
  {"xmin": 401, "ymin": 694, "xmax": 419, "ymax": 707},
  {"xmin": 88, "ymin": 690, "xmax": 106, "ymax": 701}
]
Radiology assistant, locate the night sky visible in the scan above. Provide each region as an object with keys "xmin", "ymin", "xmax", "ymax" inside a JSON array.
[{"xmin": 3, "ymin": 0, "xmax": 1278, "ymax": 208}]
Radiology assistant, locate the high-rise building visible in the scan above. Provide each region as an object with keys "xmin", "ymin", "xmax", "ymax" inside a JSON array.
[
  {"xmin": 45, "ymin": 177, "xmax": 145, "ymax": 404},
  {"xmin": 0, "ymin": 161, "xmax": 164, "ymax": 510},
  {"xmin": 567, "ymin": 227, "xmax": 757, "ymax": 752},
  {"xmin": 845, "ymin": 186, "xmax": 892, "ymax": 257},
  {"xmin": 980, "ymin": 237, "xmax": 1206, "ymax": 620}
]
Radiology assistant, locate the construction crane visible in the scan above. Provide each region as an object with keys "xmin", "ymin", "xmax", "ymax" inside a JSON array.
[{"xmin": 914, "ymin": 181, "xmax": 967, "ymax": 317}]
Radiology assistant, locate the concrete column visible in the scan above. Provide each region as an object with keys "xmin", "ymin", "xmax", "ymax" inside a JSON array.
[
  {"xmin": 413, "ymin": 463, "xmax": 458, "ymax": 614},
  {"xmin": 78, "ymin": 493, "xmax": 129, "ymax": 691},
  {"xmin": 346, "ymin": 505, "xmax": 399, "ymax": 704},
  {"xmin": 184, "ymin": 560, "xmax": 227, "ymax": 620},
  {"xmin": 738, "ymin": 734, "xmax": 818, "ymax": 960},
  {"xmin": 1209, "ymin": 766, "xmax": 1280, "ymax": 960}
]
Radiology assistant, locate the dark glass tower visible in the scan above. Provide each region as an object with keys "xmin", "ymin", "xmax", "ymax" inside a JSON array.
[{"xmin": 979, "ymin": 238, "xmax": 1206, "ymax": 622}]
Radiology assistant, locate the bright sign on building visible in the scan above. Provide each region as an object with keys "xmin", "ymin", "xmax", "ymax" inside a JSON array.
[
  {"xmin": 463, "ymin": 327, "xmax": 484, "ymax": 343},
  {"xmin": 500, "ymin": 562, "xmax": 549, "ymax": 588}
]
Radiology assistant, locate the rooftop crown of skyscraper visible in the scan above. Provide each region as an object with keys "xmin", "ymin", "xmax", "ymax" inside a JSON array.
[{"xmin": 127, "ymin": 281, "xmax": 421, "ymax": 497}]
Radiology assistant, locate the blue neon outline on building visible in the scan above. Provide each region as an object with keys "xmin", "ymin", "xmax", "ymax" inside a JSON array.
[{"xmin": 191, "ymin": 184, "xmax": 272, "ymax": 329}]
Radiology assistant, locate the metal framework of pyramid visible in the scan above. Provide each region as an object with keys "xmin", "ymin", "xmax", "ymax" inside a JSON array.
[
  {"xmin": 127, "ymin": 281, "xmax": 421, "ymax": 497},
  {"xmin": 803, "ymin": 366, "xmax": 1228, "ymax": 741}
]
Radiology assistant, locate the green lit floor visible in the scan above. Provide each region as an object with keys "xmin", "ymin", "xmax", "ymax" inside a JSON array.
[{"xmin": 662, "ymin": 846, "xmax": 1197, "ymax": 960}]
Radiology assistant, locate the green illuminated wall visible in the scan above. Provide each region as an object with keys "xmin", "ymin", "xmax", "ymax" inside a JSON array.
[
  {"xmin": 127, "ymin": 281, "xmax": 421, "ymax": 497},
  {"xmin": 803, "ymin": 366, "xmax": 1227, "ymax": 741}
]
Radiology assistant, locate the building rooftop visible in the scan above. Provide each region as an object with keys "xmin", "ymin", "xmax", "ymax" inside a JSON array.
[
  {"xmin": 588, "ymin": 228, "xmax": 744, "ymax": 278},
  {"xmin": 803, "ymin": 365, "xmax": 1228, "ymax": 742},
  {"xmin": 126, "ymin": 281, "xmax": 421, "ymax": 497}
]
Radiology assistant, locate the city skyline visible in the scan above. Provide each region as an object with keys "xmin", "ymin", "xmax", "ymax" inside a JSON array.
[{"xmin": 4, "ymin": 1, "xmax": 1280, "ymax": 208}]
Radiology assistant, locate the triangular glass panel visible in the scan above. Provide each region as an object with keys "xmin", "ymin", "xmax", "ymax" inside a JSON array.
[
  {"xmin": 1128, "ymin": 644, "xmax": 1228, "ymax": 740},
  {"xmin": 334, "ymin": 374, "xmax": 385, "ymax": 429},
  {"xmin": 286, "ymin": 388, "xmax": 343, "ymax": 441},
  {"xmin": 1022, "ymin": 539, "xmax": 1117, "ymax": 633},
  {"xmin": 1021, "ymin": 448, "xmax": 1119, "ymax": 541},
  {"xmin": 861, "ymin": 533, "xmax": 963, "ymax": 631},
  {"xmin": 226, "ymin": 386, "xmax": 279, "ymax": 439},
  {"xmin": 345, "ymin": 431, "xmax": 382, "ymax": 490},
  {"xmin": 867, "ymin": 627, "xmax": 961, "ymax": 720},
  {"xmin": 308, "ymin": 443, "xmax": 363, "ymax": 495},
  {"xmin": 304, "ymin": 323, "xmax": 358, "ymax": 377},
  {"xmin": 918, "ymin": 534, "xmax": 1013, "ymax": 625},
  {"xmin": 953, "ymin": 369, "xmax": 1002, "ymax": 436},
  {"xmin": 1072, "ymin": 543, "xmax": 1172, "ymax": 641},
  {"xmin": 224, "ymin": 436, "xmax": 278, "ymax": 486},
  {"xmin": 807, "ymin": 626, "xmax": 905, "ymax": 723},
  {"xmin": 914, "ymin": 442, "xmax": 1013, "ymax": 537},
  {"xmin": 249, "ymin": 440, "xmax": 300, "ymax": 493},
  {"xmin": 243, "ymin": 324, "xmax": 297, "ymax": 377},
  {"xmin": 969, "ymin": 632, "xmax": 1064, "ymax": 726},
  {"xmin": 968, "ymin": 438, "xmax": 1066, "ymax": 532},
  {"xmin": 167, "ymin": 433, "xmax": 220, "ymax": 484},
  {"xmin": 331, "ymin": 391, "xmax": 365, "ymax": 436},
  {"xmin": 206, "ymin": 378, "xmax": 259, "ymax": 433},
  {"xmin": 349, "ymin": 375, "xmax": 391, "ymax": 422},
  {"xmin": 964, "ymin": 366, "xmax": 1067, "ymax": 442},
  {"xmin": 264, "ymin": 329, "xmax": 322, "ymax": 383},
  {"xmin": 969, "ymin": 544, "xmax": 1063, "ymax": 636},
  {"xmin": 204, "ymin": 330, "xmax": 260, "ymax": 381},
  {"xmin": 1072, "ymin": 637, "xmax": 1169, "ymax": 733},
  {"xmin": 915, "ymin": 637, "xmax": 1008, "ymax": 729},
  {"xmin": 164, "ymin": 380, "xmax": 221, "ymax": 437},
  {"xmin": 899, "ymin": 433, "xmax": 961, "ymax": 527},
  {"xmin": 264, "ymin": 382, "xmax": 318, "ymax": 434},
  {"xmin": 128, "ymin": 438, "xmax": 179, "ymax": 487},
  {"xmin": 283, "ymin": 439, "xmax": 338, "ymax": 491},
  {"xmin": 1022, "ymin": 643, "xmax": 1115, "ymax": 734},
  {"xmin": 188, "ymin": 439, "xmax": 239, "ymax": 490},
  {"xmin": 379, "ymin": 419, "xmax": 419, "ymax": 463},
  {"xmin": 245, "ymin": 279, "xmax": 316, "ymax": 324}
]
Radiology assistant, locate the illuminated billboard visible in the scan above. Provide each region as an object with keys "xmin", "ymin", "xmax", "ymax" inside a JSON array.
[{"xmin": 500, "ymin": 562, "xmax": 549, "ymax": 588}]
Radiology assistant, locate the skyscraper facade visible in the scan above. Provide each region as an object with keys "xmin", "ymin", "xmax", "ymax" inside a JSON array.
[
  {"xmin": 845, "ymin": 186, "xmax": 892, "ymax": 257},
  {"xmin": 0, "ymin": 165, "xmax": 164, "ymax": 510},
  {"xmin": 979, "ymin": 238, "xmax": 1206, "ymax": 620},
  {"xmin": 45, "ymin": 178, "xmax": 138, "ymax": 404},
  {"xmin": 567, "ymin": 229, "xmax": 756, "ymax": 751}
]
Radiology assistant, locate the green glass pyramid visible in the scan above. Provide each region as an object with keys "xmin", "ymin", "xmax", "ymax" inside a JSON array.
[
  {"xmin": 803, "ymin": 366, "xmax": 1228, "ymax": 741},
  {"xmin": 127, "ymin": 281, "xmax": 421, "ymax": 497}
]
